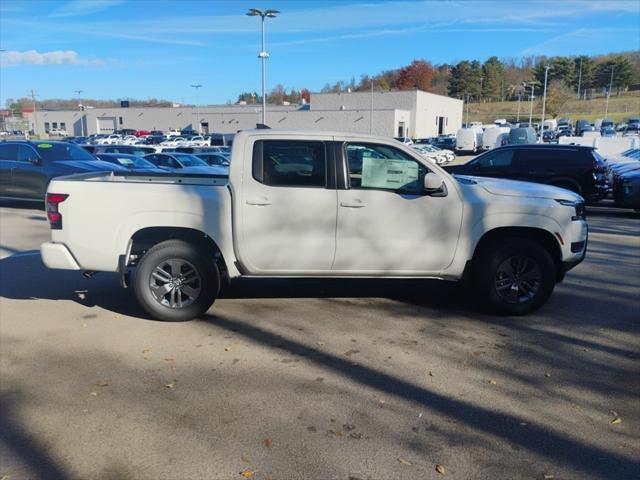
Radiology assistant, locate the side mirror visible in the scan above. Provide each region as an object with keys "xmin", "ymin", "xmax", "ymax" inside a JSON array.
[
  {"xmin": 423, "ymin": 172, "xmax": 447, "ymax": 196},
  {"xmin": 28, "ymin": 157, "xmax": 41, "ymax": 166}
]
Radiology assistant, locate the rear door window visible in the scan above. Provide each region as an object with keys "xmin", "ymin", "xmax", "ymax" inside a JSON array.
[
  {"xmin": 475, "ymin": 149, "xmax": 514, "ymax": 168},
  {"xmin": 253, "ymin": 140, "xmax": 326, "ymax": 188},
  {"xmin": 0, "ymin": 144, "xmax": 18, "ymax": 161}
]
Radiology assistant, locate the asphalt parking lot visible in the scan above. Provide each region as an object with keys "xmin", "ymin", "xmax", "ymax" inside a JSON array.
[{"xmin": 0, "ymin": 201, "xmax": 638, "ymax": 480}]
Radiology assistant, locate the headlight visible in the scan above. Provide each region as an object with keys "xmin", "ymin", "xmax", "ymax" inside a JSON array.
[{"xmin": 555, "ymin": 199, "xmax": 585, "ymax": 220}]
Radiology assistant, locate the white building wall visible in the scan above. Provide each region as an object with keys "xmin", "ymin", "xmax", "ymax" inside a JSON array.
[{"xmin": 26, "ymin": 90, "xmax": 463, "ymax": 139}]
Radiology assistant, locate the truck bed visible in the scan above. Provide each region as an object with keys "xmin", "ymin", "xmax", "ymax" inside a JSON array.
[{"xmin": 56, "ymin": 171, "xmax": 228, "ymax": 186}]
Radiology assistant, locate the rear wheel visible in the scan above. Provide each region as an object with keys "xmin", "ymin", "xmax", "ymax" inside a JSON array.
[
  {"xmin": 474, "ymin": 238, "xmax": 556, "ymax": 315},
  {"xmin": 133, "ymin": 240, "xmax": 219, "ymax": 321}
]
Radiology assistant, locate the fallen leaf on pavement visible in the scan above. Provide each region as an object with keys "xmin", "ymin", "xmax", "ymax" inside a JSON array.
[
  {"xmin": 488, "ymin": 379, "xmax": 497, "ymax": 385},
  {"xmin": 611, "ymin": 417, "xmax": 622, "ymax": 425},
  {"xmin": 397, "ymin": 458, "xmax": 412, "ymax": 466},
  {"xmin": 89, "ymin": 392, "xmax": 98, "ymax": 397},
  {"xmin": 224, "ymin": 347, "xmax": 232, "ymax": 352},
  {"xmin": 435, "ymin": 464, "xmax": 445, "ymax": 475},
  {"xmin": 545, "ymin": 373, "xmax": 552, "ymax": 377},
  {"xmin": 142, "ymin": 348, "xmax": 151, "ymax": 354},
  {"xmin": 428, "ymin": 371, "xmax": 434, "ymax": 376},
  {"xmin": 165, "ymin": 383, "xmax": 174, "ymax": 389},
  {"xmin": 543, "ymin": 475, "xmax": 555, "ymax": 479},
  {"xmin": 263, "ymin": 438, "xmax": 272, "ymax": 448},
  {"xmin": 164, "ymin": 357, "xmax": 174, "ymax": 362},
  {"xmin": 240, "ymin": 469, "xmax": 254, "ymax": 478}
]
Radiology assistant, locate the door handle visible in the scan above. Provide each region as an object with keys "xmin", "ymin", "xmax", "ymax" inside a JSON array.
[
  {"xmin": 340, "ymin": 200, "xmax": 366, "ymax": 208},
  {"xmin": 246, "ymin": 197, "xmax": 272, "ymax": 206}
]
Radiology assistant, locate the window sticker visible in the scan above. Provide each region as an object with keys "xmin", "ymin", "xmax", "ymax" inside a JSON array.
[{"xmin": 361, "ymin": 157, "xmax": 420, "ymax": 192}]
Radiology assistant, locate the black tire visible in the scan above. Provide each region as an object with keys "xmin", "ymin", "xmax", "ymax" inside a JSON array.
[
  {"xmin": 133, "ymin": 240, "xmax": 219, "ymax": 321},
  {"xmin": 473, "ymin": 237, "xmax": 556, "ymax": 315}
]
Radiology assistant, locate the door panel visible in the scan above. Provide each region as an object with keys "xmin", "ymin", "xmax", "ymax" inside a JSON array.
[
  {"xmin": 0, "ymin": 144, "xmax": 18, "ymax": 197},
  {"xmin": 237, "ymin": 138, "xmax": 337, "ymax": 274},
  {"xmin": 333, "ymin": 142, "xmax": 462, "ymax": 274},
  {"xmin": 11, "ymin": 145, "xmax": 48, "ymax": 200}
]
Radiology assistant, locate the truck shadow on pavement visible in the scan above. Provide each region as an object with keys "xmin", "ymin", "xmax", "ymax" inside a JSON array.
[{"xmin": 0, "ymin": 250, "xmax": 476, "ymax": 320}]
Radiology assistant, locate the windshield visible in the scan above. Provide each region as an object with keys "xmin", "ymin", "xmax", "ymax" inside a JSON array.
[
  {"xmin": 115, "ymin": 156, "xmax": 156, "ymax": 168},
  {"xmin": 34, "ymin": 142, "xmax": 97, "ymax": 161},
  {"xmin": 173, "ymin": 154, "xmax": 207, "ymax": 167}
]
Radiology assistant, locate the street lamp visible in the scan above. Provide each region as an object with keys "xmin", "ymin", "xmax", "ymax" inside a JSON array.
[
  {"xmin": 191, "ymin": 84, "xmax": 202, "ymax": 133},
  {"xmin": 74, "ymin": 90, "xmax": 84, "ymax": 136},
  {"xmin": 246, "ymin": 7, "xmax": 279, "ymax": 125},
  {"xmin": 539, "ymin": 65, "xmax": 550, "ymax": 142}
]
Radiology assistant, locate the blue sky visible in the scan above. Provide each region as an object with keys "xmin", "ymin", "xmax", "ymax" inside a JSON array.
[{"xmin": 1, "ymin": 0, "xmax": 638, "ymax": 106}]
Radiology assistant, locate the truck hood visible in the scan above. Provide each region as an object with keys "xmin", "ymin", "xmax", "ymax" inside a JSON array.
[{"xmin": 455, "ymin": 175, "xmax": 583, "ymax": 202}]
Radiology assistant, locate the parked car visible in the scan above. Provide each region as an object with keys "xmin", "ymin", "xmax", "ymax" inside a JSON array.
[
  {"xmin": 143, "ymin": 135, "xmax": 166, "ymax": 145},
  {"xmin": 579, "ymin": 125, "xmax": 597, "ymax": 136},
  {"xmin": 444, "ymin": 144, "xmax": 608, "ymax": 202},
  {"xmin": 542, "ymin": 130, "xmax": 557, "ymax": 143},
  {"xmin": 612, "ymin": 170, "xmax": 640, "ymax": 211},
  {"xmin": 434, "ymin": 136, "xmax": 456, "ymax": 151},
  {"xmin": 49, "ymin": 129, "xmax": 69, "ymax": 137},
  {"xmin": 144, "ymin": 152, "xmax": 228, "ymax": 174},
  {"xmin": 623, "ymin": 125, "xmax": 640, "ymax": 137},
  {"xmin": 92, "ymin": 145, "xmax": 156, "ymax": 156},
  {"xmin": 0, "ymin": 141, "xmax": 124, "ymax": 202},
  {"xmin": 194, "ymin": 152, "xmax": 230, "ymax": 167},
  {"xmin": 482, "ymin": 127, "xmax": 510, "ymax": 150},
  {"xmin": 135, "ymin": 130, "xmax": 151, "ymax": 137},
  {"xmin": 507, "ymin": 127, "xmax": 537, "ymax": 145},
  {"xmin": 575, "ymin": 120, "xmax": 591, "ymax": 136},
  {"xmin": 95, "ymin": 134, "xmax": 122, "ymax": 145},
  {"xmin": 601, "ymin": 127, "xmax": 616, "ymax": 137},
  {"xmin": 394, "ymin": 136, "xmax": 414, "ymax": 145},
  {"xmin": 95, "ymin": 153, "xmax": 168, "ymax": 173},
  {"xmin": 455, "ymin": 127, "xmax": 483, "ymax": 153},
  {"xmin": 41, "ymin": 129, "xmax": 588, "ymax": 321}
]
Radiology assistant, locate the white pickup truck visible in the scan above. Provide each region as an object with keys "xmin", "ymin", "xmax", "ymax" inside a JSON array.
[{"xmin": 41, "ymin": 129, "xmax": 588, "ymax": 321}]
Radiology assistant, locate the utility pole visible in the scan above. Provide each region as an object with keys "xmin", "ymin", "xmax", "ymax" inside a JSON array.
[
  {"xmin": 528, "ymin": 83, "xmax": 535, "ymax": 127},
  {"xmin": 29, "ymin": 89, "xmax": 38, "ymax": 136},
  {"xmin": 516, "ymin": 91, "xmax": 521, "ymax": 122},
  {"xmin": 465, "ymin": 94, "xmax": 470, "ymax": 126},
  {"xmin": 540, "ymin": 66, "xmax": 550, "ymax": 142},
  {"xmin": 191, "ymin": 84, "xmax": 202, "ymax": 133},
  {"xmin": 576, "ymin": 57, "xmax": 582, "ymax": 100},
  {"xmin": 74, "ymin": 90, "xmax": 84, "ymax": 136},
  {"xmin": 604, "ymin": 65, "xmax": 614, "ymax": 118}
]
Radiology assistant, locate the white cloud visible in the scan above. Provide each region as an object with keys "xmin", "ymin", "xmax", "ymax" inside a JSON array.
[
  {"xmin": 51, "ymin": 0, "xmax": 124, "ymax": 17},
  {"xmin": 0, "ymin": 50, "xmax": 104, "ymax": 67}
]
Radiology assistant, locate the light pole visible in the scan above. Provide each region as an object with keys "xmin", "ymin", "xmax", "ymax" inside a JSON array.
[
  {"xmin": 576, "ymin": 57, "xmax": 583, "ymax": 100},
  {"xmin": 191, "ymin": 84, "xmax": 202, "ymax": 133},
  {"xmin": 369, "ymin": 77, "xmax": 374, "ymax": 134},
  {"xmin": 539, "ymin": 66, "xmax": 550, "ymax": 142},
  {"xmin": 74, "ymin": 90, "xmax": 84, "ymax": 136},
  {"xmin": 516, "ymin": 90, "xmax": 522, "ymax": 122},
  {"xmin": 246, "ymin": 8, "xmax": 279, "ymax": 126},
  {"xmin": 604, "ymin": 65, "xmax": 614, "ymax": 118}
]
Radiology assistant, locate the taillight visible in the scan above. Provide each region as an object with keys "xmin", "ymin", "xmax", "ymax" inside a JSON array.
[{"xmin": 46, "ymin": 193, "xmax": 69, "ymax": 229}]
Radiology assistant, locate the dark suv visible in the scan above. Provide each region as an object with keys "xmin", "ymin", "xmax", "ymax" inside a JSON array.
[
  {"xmin": 444, "ymin": 144, "xmax": 608, "ymax": 202},
  {"xmin": 0, "ymin": 141, "xmax": 124, "ymax": 202}
]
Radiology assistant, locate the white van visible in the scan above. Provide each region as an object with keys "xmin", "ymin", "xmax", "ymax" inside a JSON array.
[
  {"xmin": 456, "ymin": 127, "xmax": 483, "ymax": 153},
  {"xmin": 482, "ymin": 127, "xmax": 510, "ymax": 150}
]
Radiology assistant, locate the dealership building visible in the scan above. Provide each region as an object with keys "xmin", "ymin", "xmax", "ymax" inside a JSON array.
[{"xmin": 25, "ymin": 89, "xmax": 463, "ymax": 139}]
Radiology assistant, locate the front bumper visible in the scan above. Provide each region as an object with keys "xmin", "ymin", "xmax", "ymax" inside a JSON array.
[
  {"xmin": 558, "ymin": 226, "xmax": 588, "ymax": 281},
  {"xmin": 40, "ymin": 242, "xmax": 81, "ymax": 270}
]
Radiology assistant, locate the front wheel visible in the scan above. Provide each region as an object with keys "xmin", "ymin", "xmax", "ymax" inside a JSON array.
[
  {"xmin": 473, "ymin": 238, "xmax": 556, "ymax": 315},
  {"xmin": 133, "ymin": 240, "xmax": 219, "ymax": 321}
]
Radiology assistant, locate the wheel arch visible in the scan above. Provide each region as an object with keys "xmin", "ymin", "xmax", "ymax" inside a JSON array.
[
  {"xmin": 129, "ymin": 227, "xmax": 229, "ymax": 281},
  {"xmin": 471, "ymin": 226, "xmax": 563, "ymax": 280}
]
